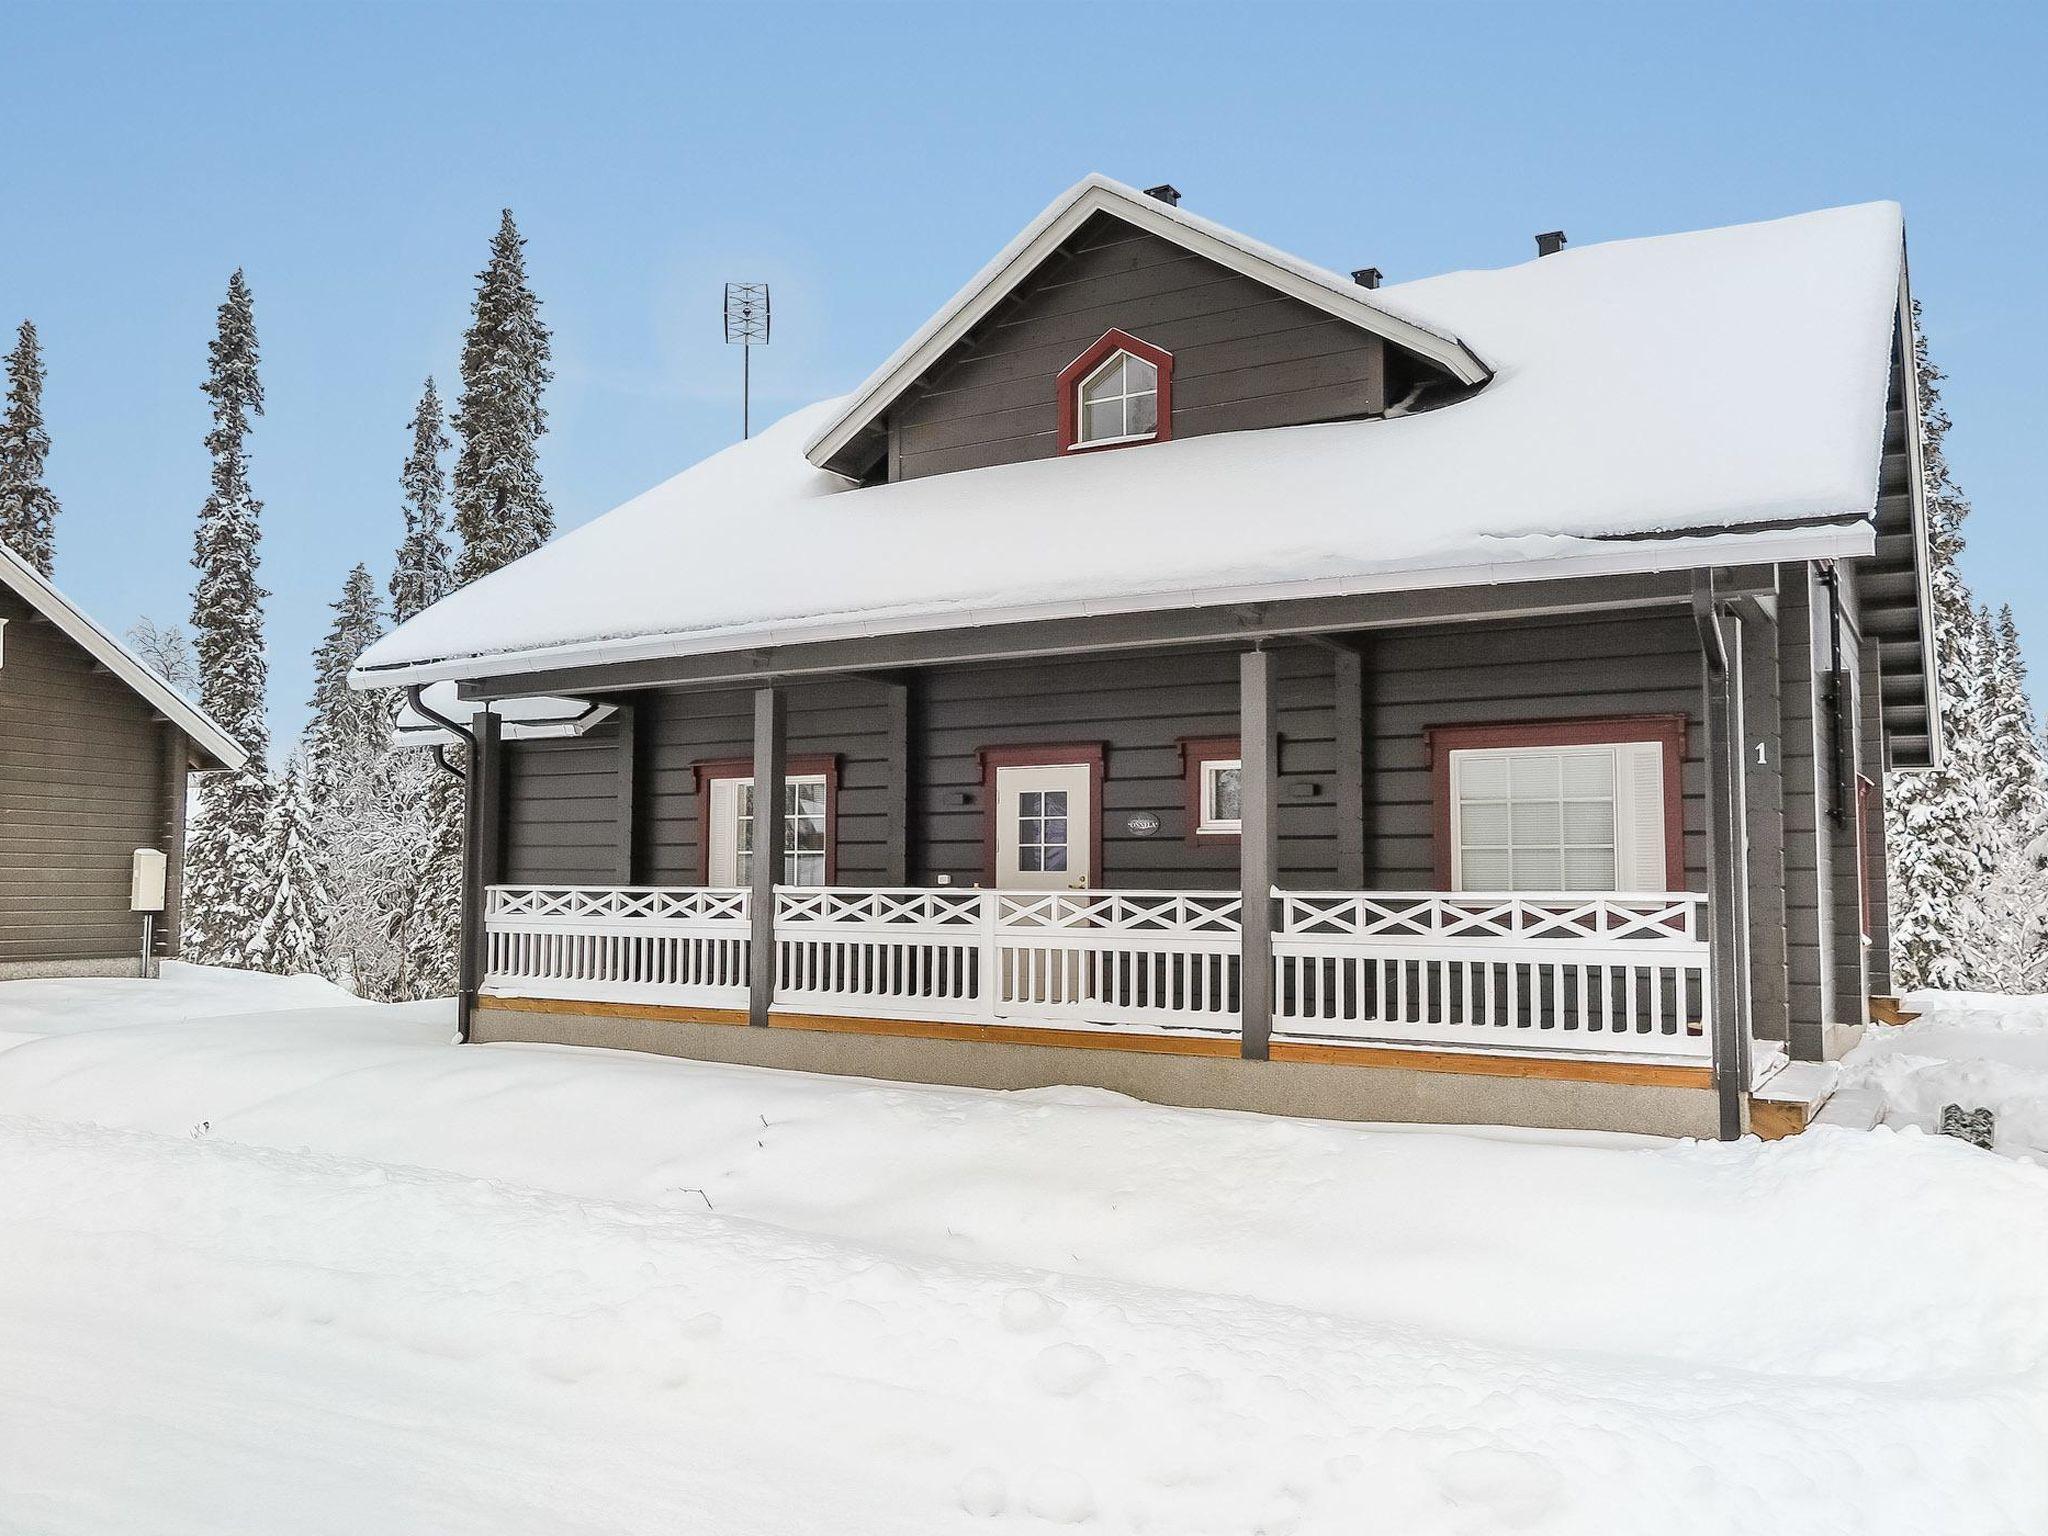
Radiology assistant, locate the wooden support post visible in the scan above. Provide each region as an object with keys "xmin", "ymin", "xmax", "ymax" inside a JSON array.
[
  {"xmin": 1693, "ymin": 576, "xmax": 1751, "ymax": 1140},
  {"xmin": 611, "ymin": 702, "xmax": 637, "ymax": 886},
  {"xmin": 1738, "ymin": 596, "xmax": 1790, "ymax": 1049},
  {"xmin": 1239, "ymin": 648, "xmax": 1277, "ymax": 1060},
  {"xmin": 883, "ymin": 678, "xmax": 910, "ymax": 887},
  {"xmin": 749, "ymin": 686, "xmax": 786, "ymax": 1028},
  {"xmin": 1333, "ymin": 643, "xmax": 1366, "ymax": 889},
  {"xmin": 459, "ymin": 710, "xmax": 504, "ymax": 1039}
]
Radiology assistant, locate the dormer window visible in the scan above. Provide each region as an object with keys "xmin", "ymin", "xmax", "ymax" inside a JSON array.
[{"xmin": 1057, "ymin": 328, "xmax": 1174, "ymax": 454}]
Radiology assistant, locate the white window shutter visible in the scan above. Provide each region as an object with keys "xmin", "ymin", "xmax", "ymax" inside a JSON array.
[{"xmin": 1620, "ymin": 741, "xmax": 1667, "ymax": 890}]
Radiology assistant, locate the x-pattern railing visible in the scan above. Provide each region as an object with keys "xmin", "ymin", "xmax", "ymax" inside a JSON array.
[
  {"xmin": 1278, "ymin": 892, "xmax": 1702, "ymax": 944},
  {"xmin": 488, "ymin": 885, "xmax": 749, "ymax": 924},
  {"xmin": 995, "ymin": 891, "xmax": 1243, "ymax": 935},
  {"xmin": 776, "ymin": 888, "xmax": 983, "ymax": 929}
]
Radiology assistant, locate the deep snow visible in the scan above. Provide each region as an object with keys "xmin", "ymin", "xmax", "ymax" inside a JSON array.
[
  {"xmin": 1, "ymin": 965, "xmax": 2044, "ymax": 1534},
  {"xmin": 1837, "ymin": 989, "xmax": 2048, "ymax": 1162}
]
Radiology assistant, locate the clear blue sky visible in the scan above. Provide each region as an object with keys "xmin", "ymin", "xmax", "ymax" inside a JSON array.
[{"xmin": 3, "ymin": 1, "xmax": 2042, "ymax": 745}]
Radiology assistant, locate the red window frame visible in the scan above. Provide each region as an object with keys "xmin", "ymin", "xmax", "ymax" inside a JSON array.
[
  {"xmin": 692, "ymin": 754, "xmax": 840, "ymax": 886},
  {"xmin": 1056, "ymin": 329, "xmax": 1174, "ymax": 455},
  {"xmin": 1177, "ymin": 736, "xmax": 1242, "ymax": 846},
  {"xmin": 975, "ymin": 743, "xmax": 1105, "ymax": 886},
  {"xmin": 1423, "ymin": 716, "xmax": 1689, "ymax": 891}
]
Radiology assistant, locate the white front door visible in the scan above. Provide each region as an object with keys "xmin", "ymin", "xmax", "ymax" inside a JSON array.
[{"xmin": 993, "ymin": 763, "xmax": 1092, "ymax": 890}]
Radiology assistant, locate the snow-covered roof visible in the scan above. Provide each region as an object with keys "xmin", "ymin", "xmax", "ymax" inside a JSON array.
[
  {"xmin": 356, "ymin": 194, "xmax": 1905, "ymax": 689},
  {"xmin": 0, "ymin": 543, "xmax": 249, "ymax": 771}
]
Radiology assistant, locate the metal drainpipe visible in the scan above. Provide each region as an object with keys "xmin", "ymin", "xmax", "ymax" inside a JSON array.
[
  {"xmin": 407, "ymin": 686, "xmax": 478, "ymax": 1040},
  {"xmin": 1819, "ymin": 561, "xmax": 1847, "ymax": 826},
  {"xmin": 1690, "ymin": 582, "xmax": 1745, "ymax": 1140}
]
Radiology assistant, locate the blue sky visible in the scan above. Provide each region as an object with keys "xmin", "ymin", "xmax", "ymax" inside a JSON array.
[{"xmin": 3, "ymin": 1, "xmax": 2043, "ymax": 745}]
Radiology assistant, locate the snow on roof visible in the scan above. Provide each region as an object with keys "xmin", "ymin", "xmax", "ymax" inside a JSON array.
[
  {"xmin": 0, "ymin": 543, "xmax": 249, "ymax": 770},
  {"xmin": 356, "ymin": 198, "xmax": 1903, "ymax": 687}
]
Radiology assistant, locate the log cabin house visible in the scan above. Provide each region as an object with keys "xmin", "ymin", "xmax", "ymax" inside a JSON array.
[
  {"xmin": 1, "ymin": 543, "xmax": 246, "ymax": 977},
  {"xmin": 356, "ymin": 177, "xmax": 1939, "ymax": 1138}
]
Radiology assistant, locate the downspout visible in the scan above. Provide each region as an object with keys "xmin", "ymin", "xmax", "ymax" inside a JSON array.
[
  {"xmin": 1691, "ymin": 579, "xmax": 1746, "ymax": 1140},
  {"xmin": 1818, "ymin": 561, "xmax": 1847, "ymax": 826},
  {"xmin": 407, "ymin": 685, "xmax": 478, "ymax": 1041}
]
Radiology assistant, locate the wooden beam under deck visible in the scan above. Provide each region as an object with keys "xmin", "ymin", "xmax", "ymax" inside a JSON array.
[{"xmin": 475, "ymin": 994, "xmax": 1716, "ymax": 1089}]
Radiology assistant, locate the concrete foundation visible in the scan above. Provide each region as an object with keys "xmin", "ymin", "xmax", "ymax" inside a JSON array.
[
  {"xmin": 470, "ymin": 1007, "xmax": 1724, "ymax": 1138},
  {"xmin": 0, "ymin": 955, "xmax": 151, "ymax": 982}
]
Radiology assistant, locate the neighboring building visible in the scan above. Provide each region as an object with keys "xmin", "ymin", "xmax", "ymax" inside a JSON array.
[
  {"xmin": 356, "ymin": 176, "xmax": 1938, "ymax": 1139},
  {"xmin": 0, "ymin": 544, "xmax": 246, "ymax": 978}
]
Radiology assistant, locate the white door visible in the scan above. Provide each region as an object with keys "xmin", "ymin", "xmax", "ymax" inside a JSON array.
[{"xmin": 993, "ymin": 763, "xmax": 1092, "ymax": 890}]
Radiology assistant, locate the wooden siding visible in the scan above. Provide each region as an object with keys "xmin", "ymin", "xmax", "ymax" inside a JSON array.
[
  {"xmin": 497, "ymin": 609, "xmax": 1710, "ymax": 898},
  {"xmin": 0, "ymin": 586, "xmax": 183, "ymax": 964},
  {"xmin": 885, "ymin": 215, "xmax": 1393, "ymax": 482}
]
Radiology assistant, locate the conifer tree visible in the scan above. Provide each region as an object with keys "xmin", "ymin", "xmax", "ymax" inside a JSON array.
[
  {"xmin": 452, "ymin": 211, "xmax": 553, "ymax": 586},
  {"xmin": 183, "ymin": 271, "xmax": 274, "ymax": 967},
  {"xmin": 392, "ymin": 377, "xmax": 454, "ymax": 623},
  {"xmin": 304, "ymin": 562, "xmax": 389, "ymax": 812},
  {"xmin": 0, "ymin": 319, "xmax": 60, "ymax": 578},
  {"xmin": 248, "ymin": 755, "xmax": 325, "ymax": 977}
]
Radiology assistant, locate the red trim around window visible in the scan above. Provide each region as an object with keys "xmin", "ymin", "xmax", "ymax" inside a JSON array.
[
  {"xmin": 976, "ymin": 743, "xmax": 1105, "ymax": 887},
  {"xmin": 692, "ymin": 754, "xmax": 840, "ymax": 885},
  {"xmin": 1056, "ymin": 329, "xmax": 1174, "ymax": 455},
  {"xmin": 1177, "ymin": 736, "xmax": 1241, "ymax": 846},
  {"xmin": 1423, "ymin": 716, "xmax": 1689, "ymax": 891}
]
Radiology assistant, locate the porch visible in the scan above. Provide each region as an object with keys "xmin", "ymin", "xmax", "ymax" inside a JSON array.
[{"xmin": 480, "ymin": 883, "xmax": 1714, "ymax": 1066}]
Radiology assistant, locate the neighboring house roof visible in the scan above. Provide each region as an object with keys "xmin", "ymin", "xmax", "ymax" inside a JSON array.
[
  {"xmin": 803, "ymin": 174, "xmax": 1492, "ymax": 476},
  {"xmin": 0, "ymin": 543, "xmax": 249, "ymax": 772},
  {"xmin": 355, "ymin": 192, "xmax": 1911, "ymax": 694}
]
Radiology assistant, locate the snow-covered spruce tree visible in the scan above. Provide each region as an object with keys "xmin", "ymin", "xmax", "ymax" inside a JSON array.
[
  {"xmin": 1969, "ymin": 603, "xmax": 2048, "ymax": 990},
  {"xmin": 391, "ymin": 377, "xmax": 453, "ymax": 624},
  {"xmin": 247, "ymin": 754, "xmax": 324, "ymax": 977},
  {"xmin": 452, "ymin": 211, "xmax": 553, "ymax": 587},
  {"xmin": 0, "ymin": 319, "xmax": 60, "ymax": 577},
  {"xmin": 182, "ymin": 271, "xmax": 274, "ymax": 968},
  {"xmin": 304, "ymin": 562, "xmax": 389, "ymax": 814}
]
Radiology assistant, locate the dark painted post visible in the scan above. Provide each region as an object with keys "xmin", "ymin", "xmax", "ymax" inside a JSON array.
[
  {"xmin": 1239, "ymin": 648, "xmax": 1277, "ymax": 1059},
  {"xmin": 158, "ymin": 725, "xmax": 187, "ymax": 967},
  {"xmin": 611, "ymin": 701, "xmax": 637, "ymax": 885},
  {"xmin": 1333, "ymin": 644, "xmax": 1366, "ymax": 889},
  {"xmin": 459, "ymin": 709, "xmax": 504, "ymax": 1040},
  {"xmin": 883, "ymin": 678, "xmax": 910, "ymax": 886},
  {"xmin": 1693, "ymin": 577, "xmax": 1751, "ymax": 1140},
  {"xmin": 749, "ymin": 686, "xmax": 786, "ymax": 1027}
]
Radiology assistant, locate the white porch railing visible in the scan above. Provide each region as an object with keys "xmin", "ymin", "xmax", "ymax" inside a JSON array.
[
  {"xmin": 483, "ymin": 886, "xmax": 750, "ymax": 1009},
  {"xmin": 483, "ymin": 885, "xmax": 1711, "ymax": 1060}
]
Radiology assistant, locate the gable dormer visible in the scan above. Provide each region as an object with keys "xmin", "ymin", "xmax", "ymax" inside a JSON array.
[{"xmin": 807, "ymin": 177, "xmax": 1488, "ymax": 484}]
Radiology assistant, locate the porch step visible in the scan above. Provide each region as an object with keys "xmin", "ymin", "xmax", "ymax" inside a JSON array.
[
  {"xmin": 1869, "ymin": 995, "xmax": 1921, "ymax": 1027},
  {"xmin": 1747, "ymin": 1059, "xmax": 1842, "ymax": 1141},
  {"xmin": 1811, "ymin": 1087, "xmax": 1887, "ymax": 1132}
]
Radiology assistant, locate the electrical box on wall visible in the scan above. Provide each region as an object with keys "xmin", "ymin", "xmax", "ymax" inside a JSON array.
[{"xmin": 130, "ymin": 848, "xmax": 167, "ymax": 913}]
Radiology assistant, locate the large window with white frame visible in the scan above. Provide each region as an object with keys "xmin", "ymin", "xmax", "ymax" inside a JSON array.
[
  {"xmin": 706, "ymin": 773, "xmax": 829, "ymax": 886},
  {"xmin": 1444, "ymin": 736, "xmax": 1673, "ymax": 893}
]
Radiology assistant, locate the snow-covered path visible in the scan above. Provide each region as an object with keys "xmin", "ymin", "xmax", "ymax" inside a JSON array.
[{"xmin": 2, "ymin": 968, "xmax": 2046, "ymax": 1533}]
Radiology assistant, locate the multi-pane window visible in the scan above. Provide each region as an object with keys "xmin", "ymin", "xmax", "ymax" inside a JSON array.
[
  {"xmin": 732, "ymin": 775, "xmax": 828, "ymax": 885},
  {"xmin": 1199, "ymin": 759, "xmax": 1243, "ymax": 834},
  {"xmin": 1452, "ymin": 747, "xmax": 1622, "ymax": 892},
  {"xmin": 1015, "ymin": 788, "xmax": 1070, "ymax": 873},
  {"xmin": 1076, "ymin": 350, "xmax": 1159, "ymax": 445}
]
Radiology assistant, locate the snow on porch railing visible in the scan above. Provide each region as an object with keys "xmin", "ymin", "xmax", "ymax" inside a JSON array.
[
  {"xmin": 1273, "ymin": 892, "xmax": 1711, "ymax": 1057},
  {"xmin": 483, "ymin": 886, "xmax": 750, "ymax": 1009}
]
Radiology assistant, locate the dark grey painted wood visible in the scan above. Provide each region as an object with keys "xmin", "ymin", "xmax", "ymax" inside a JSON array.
[
  {"xmin": 460, "ymin": 711, "xmax": 504, "ymax": 1024},
  {"xmin": 879, "ymin": 217, "xmax": 1394, "ymax": 482},
  {"xmin": 883, "ymin": 679, "xmax": 910, "ymax": 886},
  {"xmin": 1740, "ymin": 598, "xmax": 1790, "ymax": 1045},
  {"xmin": 750, "ymin": 687, "xmax": 786, "ymax": 1027},
  {"xmin": 1333, "ymin": 644, "xmax": 1365, "ymax": 888},
  {"xmin": 1859, "ymin": 639, "xmax": 1894, "ymax": 993},
  {"xmin": 0, "ymin": 586, "xmax": 187, "ymax": 966},
  {"xmin": 159, "ymin": 724, "xmax": 188, "ymax": 959},
  {"xmin": 612, "ymin": 703, "xmax": 637, "ymax": 885},
  {"xmin": 1779, "ymin": 565, "xmax": 1835, "ymax": 1057},
  {"xmin": 1239, "ymin": 649, "xmax": 1276, "ymax": 1060},
  {"xmin": 1695, "ymin": 583, "xmax": 1751, "ymax": 1139}
]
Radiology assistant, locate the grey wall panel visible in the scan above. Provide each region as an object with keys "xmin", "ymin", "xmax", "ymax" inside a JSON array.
[
  {"xmin": 890, "ymin": 217, "xmax": 1389, "ymax": 482},
  {"xmin": 0, "ymin": 586, "xmax": 178, "ymax": 964}
]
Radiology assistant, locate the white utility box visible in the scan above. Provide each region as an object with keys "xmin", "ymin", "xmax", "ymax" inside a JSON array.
[{"xmin": 130, "ymin": 848, "xmax": 168, "ymax": 913}]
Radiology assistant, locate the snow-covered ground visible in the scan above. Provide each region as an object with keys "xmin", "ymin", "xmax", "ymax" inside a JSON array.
[
  {"xmin": 1837, "ymin": 989, "xmax": 2048, "ymax": 1162},
  {"xmin": 1, "ymin": 966, "xmax": 2044, "ymax": 1534}
]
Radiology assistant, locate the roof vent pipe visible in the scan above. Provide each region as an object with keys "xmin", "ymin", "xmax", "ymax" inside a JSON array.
[
  {"xmin": 1351, "ymin": 267, "xmax": 1383, "ymax": 289},
  {"xmin": 1535, "ymin": 230, "xmax": 1567, "ymax": 257},
  {"xmin": 1143, "ymin": 184, "xmax": 1181, "ymax": 206}
]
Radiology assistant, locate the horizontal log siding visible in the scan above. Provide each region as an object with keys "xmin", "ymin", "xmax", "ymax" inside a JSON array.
[
  {"xmin": 496, "ymin": 610, "xmax": 1708, "ymax": 900},
  {"xmin": 0, "ymin": 588, "xmax": 175, "ymax": 963},
  {"xmin": 890, "ymin": 217, "xmax": 1387, "ymax": 482}
]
